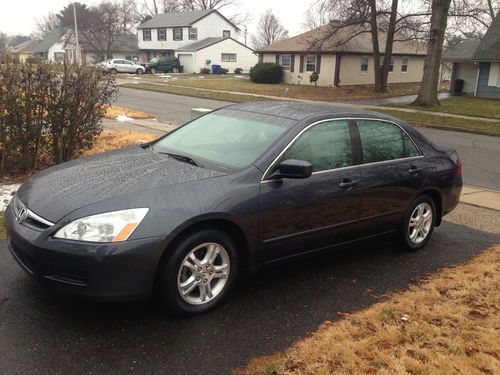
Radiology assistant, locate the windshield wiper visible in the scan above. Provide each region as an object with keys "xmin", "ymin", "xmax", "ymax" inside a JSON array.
[{"xmin": 162, "ymin": 152, "xmax": 203, "ymax": 167}]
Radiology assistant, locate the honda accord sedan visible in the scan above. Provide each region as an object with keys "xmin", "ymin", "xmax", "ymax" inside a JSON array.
[{"xmin": 5, "ymin": 102, "xmax": 462, "ymax": 315}]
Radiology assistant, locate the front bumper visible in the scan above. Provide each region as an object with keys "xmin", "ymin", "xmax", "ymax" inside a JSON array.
[{"xmin": 5, "ymin": 204, "xmax": 167, "ymax": 301}]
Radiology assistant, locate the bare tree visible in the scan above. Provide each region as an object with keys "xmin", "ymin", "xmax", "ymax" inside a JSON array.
[
  {"xmin": 179, "ymin": 0, "xmax": 238, "ymax": 11},
  {"xmin": 302, "ymin": 1, "xmax": 332, "ymax": 31},
  {"xmin": 447, "ymin": 0, "xmax": 499, "ymax": 39},
  {"xmin": 0, "ymin": 32, "xmax": 8, "ymax": 61},
  {"xmin": 414, "ymin": 0, "xmax": 452, "ymax": 106},
  {"xmin": 32, "ymin": 12, "xmax": 60, "ymax": 40},
  {"xmin": 251, "ymin": 9, "xmax": 289, "ymax": 50}
]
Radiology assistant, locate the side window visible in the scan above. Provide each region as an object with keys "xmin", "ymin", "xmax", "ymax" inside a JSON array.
[
  {"xmin": 357, "ymin": 120, "xmax": 420, "ymax": 163},
  {"xmin": 282, "ymin": 120, "xmax": 352, "ymax": 172}
]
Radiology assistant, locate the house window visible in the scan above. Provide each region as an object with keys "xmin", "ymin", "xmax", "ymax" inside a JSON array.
[
  {"xmin": 305, "ymin": 55, "xmax": 317, "ymax": 72},
  {"xmin": 143, "ymin": 29, "xmax": 151, "ymax": 41},
  {"xmin": 158, "ymin": 28, "xmax": 166, "ymax": 41},
  {"xmin": 189, "ymin": 27, "xmax": 198, "ymax": 40},
  {"xmin": 223, "ymin": 30, "xmax": 231, "ymax": 38},
  {"xmin": 173, "ymin": 28, "xmax": 183, "ymax": 41},
  {"xmin": 380, "ymin": 56, "xmax": 394, "ymax": 72},
  {"xmin": 54, "ymin": 52, "xmax": 65, "ymax": 62},
  {"xmin": 360, "ymin": 56, "xmax": 368, "ymax": 73},
  {"xmin": 279, "ymin": 55, "xmax": 292, "ymax": 70},
  {"xmin": 401, "ymin": 57, "xmax": 409, "ymax": 72},
  {"xmin": 222, "ymin": 53, "xmax": 237, "ymax": 62}
]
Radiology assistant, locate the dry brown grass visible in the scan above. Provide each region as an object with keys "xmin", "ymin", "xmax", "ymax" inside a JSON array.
[
  {"xmin": 236, "ymin": 244, "xmax": 500, "ymax": 375},
  {"xmin": 82, "ymin": 130, "xmax": 157, "ymax": 156},
  {"xmin": 105, "ymin": 105, "xmax": 154, "ymax": 119}
]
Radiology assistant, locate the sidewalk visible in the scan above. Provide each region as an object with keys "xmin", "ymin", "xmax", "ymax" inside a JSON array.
[
  {"xmin": 460, "ymin": 185, "xmax": 500, "ymax": 211},
  {"xmin": 103, "ymin": 118, "xmax": 176, "ymax": 136}
]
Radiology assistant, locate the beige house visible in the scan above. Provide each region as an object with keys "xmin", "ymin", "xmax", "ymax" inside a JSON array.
[
  {"xmin": 257, "ymin": 23, "xmax": 427, "ymax": 87},
  {"xmin": 9, "ymin": 40, "xmax": 38, "ymax": 63}
]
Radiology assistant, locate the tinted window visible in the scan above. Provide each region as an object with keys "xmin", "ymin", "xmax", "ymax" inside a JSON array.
[
  {"xmin": 282, "ymin": 121, "xmax": 352, "ymax": 172},
  {"xmin": 357, "ymin": 120, "xmax": 420, "ymax": 163}
]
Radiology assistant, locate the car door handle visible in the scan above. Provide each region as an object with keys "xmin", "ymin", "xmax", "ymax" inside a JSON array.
[
  {"xmin": 408, "ymin": 166, "xmax": 423, "ymax": 174},
  {"xmin": 339, "ymin": 179, "xmax": 359, "ymax": 189}
]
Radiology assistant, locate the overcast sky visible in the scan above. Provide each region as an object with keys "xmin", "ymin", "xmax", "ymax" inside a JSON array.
[{"xmin": 1, "ymin": 0, "xmax": 313, "ymax": 39}]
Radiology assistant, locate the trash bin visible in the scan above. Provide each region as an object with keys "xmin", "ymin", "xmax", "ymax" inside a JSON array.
[
  {"xmin": 211, "ymin": 64, "xmax": 221, "ymax": 74},
  {"xmin": 454, "ymin": 79, "xmax": 464, "ymax": 94}
]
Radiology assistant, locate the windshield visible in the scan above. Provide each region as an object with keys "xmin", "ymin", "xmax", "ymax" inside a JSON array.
[
  {"xmin": 149, "ymin": 57, "xmax": 159, "ymax": 63},
  {"xmin": 153, "ymin": 109, "xmax": 292, "ymax": 170}
]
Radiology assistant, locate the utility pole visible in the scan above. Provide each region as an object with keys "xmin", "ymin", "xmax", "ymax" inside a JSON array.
[
  {"xmin": 73, "ymin": 2, "xmax": 81, "ymax": 65},
  {"xmin": 244, "ymin": 27, "xmax": 248, "ymax": 45}
]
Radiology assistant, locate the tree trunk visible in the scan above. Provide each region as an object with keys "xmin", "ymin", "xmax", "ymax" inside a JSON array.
[
  {"xmin": 413, "ymin": 0, "xmax": 452, "ymax": 107},
  {"xmin": 368, "ymin": 0, "xmax": 382, "ymax": 92},
  {"xmin": 380, "ymin": 0, "xmax": 398, "ymax": 92}
]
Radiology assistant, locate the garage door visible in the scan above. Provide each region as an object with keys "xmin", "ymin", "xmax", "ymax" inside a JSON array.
[{"xmin": 178, "ymin": 54, "xmax": 194, "ymax": 73}]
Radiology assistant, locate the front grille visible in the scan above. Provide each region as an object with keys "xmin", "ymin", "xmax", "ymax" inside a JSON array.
[
  {"xmin": 53, "ymin": 267, "xmax": 89, "ymax": 286},
  {"xmin": 11, "ymin": 196, "xmax": 54, "ymax": 230},
  {"xmin": 9, "ymin": 239, "xmax": 36, "ymax": 274}
]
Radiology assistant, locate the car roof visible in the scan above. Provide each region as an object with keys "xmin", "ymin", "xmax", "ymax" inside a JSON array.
[{"xmin": 226, "ymin": 101, "xmax": 401, "ymax": 124}]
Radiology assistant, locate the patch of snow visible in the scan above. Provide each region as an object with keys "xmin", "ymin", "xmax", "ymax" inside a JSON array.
[
  {"xmin": 234, "ymin": 75, "xmax": 245, "ymax": 78},
  {"xmin": 133, "ymin": 77, "xmax": 144, "ymax": 80},
  {"xmin": 0, "ymin": 184, "xmax": 21, "ymax": 211},
  {"xmin": 159, "ymin": 75, "xmax": 172, "ymax": 78},
  {"xmin": 116, "ymin": 115, "xmax": 134, "ymax": 122},
  {"xmin": 132, "ymin": 81, "xmax": 139, "ymax": 84}
]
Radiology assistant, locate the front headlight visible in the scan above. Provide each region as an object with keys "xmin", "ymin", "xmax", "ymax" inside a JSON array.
[{"xmin": 54, "ymin": 208, "xmax": 149, "ymax": 243}]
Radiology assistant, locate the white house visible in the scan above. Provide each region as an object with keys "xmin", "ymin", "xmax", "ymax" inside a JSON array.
[{"xmin": 137, "ymin": 9, "xmax": 257, "ymax": 73}]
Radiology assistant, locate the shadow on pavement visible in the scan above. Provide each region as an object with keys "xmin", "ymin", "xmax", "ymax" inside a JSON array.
[{"xmin": 0, "ymin": 221, "xmax": 498, "ymax": 374}]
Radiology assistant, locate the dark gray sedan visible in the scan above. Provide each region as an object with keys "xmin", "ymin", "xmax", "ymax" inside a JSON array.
[{"xmin": 5, "ymin": 102, "xmax": 462, "ymax": 315}]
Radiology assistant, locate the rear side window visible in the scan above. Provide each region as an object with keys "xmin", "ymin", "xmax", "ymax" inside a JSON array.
[
  {"xmin": 282, "ymin": 120, "xmax": 352, "ymax": 172},
  {"xmin": 356, "ymin": 120, "xmax": 420, "ymax": 163}
]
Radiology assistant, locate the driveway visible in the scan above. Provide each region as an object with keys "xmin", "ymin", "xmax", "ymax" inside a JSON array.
[
  {"xmin": 1, "ymin": 211, "xmax": 499, "ymax": 374},
  {"xmin": 114, "ymin": 88, "xmax": 500, "ymax": 191}
]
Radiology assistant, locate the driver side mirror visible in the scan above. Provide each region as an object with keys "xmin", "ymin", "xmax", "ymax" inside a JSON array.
[{"xmin": 270, "ymin": 159, "xmax": 313, "ymax": 180}]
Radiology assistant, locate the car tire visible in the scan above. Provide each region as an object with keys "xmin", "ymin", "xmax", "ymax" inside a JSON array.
[
  {"xmin": 397, "ymin": 194, "xmax": 436, "ymax": 252},
  {"xmin": 136, "ymin": 68, "xmax": 144, "ymax": 74},
  {"xmin": 158, "ymin": 229, "xmax": 239, "ymax": 315},
  {"xmin": 110, "ymin": 68, "xmax": 117, "ymax": 74},
  {"xmin": 172, "ymin": 67, "xmax": 179, "ymax": 73},
  {"xmin": 150, "ymin": 67, "xmax": 157, "ymax": 74}
]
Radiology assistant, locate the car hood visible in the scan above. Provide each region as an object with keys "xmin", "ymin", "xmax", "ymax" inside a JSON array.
[{"xmin": 17, "ymin": 147, "xmax": 226, "ymax": 223}]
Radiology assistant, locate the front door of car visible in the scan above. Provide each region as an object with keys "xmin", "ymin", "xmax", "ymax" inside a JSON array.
[
  {"xmin": 259, "ymin": 119, "xmax": 362, "ymax": 263},
  {"xmin": 354, "ymin": 119, "xmax": 428, "ymax": 234}
]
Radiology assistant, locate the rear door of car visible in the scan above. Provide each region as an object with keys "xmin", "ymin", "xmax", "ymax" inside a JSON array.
[
  {"xmin": 353, "ymin": 119, "xmax": 428, "ymax": 234},
  {"xmin": 258, "ymin": 119, "xmax": 362, "ymax": 263}
]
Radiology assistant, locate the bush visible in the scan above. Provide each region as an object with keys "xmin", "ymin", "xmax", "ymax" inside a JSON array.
[
  {"xmin": 234, "ymin": 67, "xmax": 243, "ymax": 74},
  {"xmin": 200, "ymin": 67, "xmax": 211, "ymax": 74},
  {"xmin": 310, "ymin": 71, "xmax": 319, "ymax": 86},
  {"xmin": 249, "ymin": 63, "xmax": 283, "ymax": 84},
  {"xmin": 220, "ymin": 68, "xmax": 229, "ymax": 74},
  {"xmin": 0, "ymin": 62, "xmax": 117, "ymax": 173}
]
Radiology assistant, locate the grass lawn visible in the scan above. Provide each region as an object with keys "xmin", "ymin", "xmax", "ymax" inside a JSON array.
[
  {"xmin": 0, "ymin": 217, "xmax": 5, "ymax": 240},
  {"xmin": 236, "ymin": 243, "xmax": 500, "ymax": 375},
  {"xmin": 123, "ymin": 79, "xmax": 421, "ymax": 102},
  {"xmin": 122, "ymin": 82, "xmax": 271, "ymax": 103},
  {"xmin": 388, "ymin": 97, "xmax": 500, "ymax": 120},
  {"xmin": 376, "ymin": 109, "xmax": 500, "ymax": 135},
  {"xmin": 105, "ymin": 105, "xmax": 154, "ymax": 119}
]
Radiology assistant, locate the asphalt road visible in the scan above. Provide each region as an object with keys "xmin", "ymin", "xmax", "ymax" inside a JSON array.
[
  {"xmin": 1, "ymin": 219, "xmax": 499, "ymax": 375},
  {"xmin": 115, "ymin": 87, "xmax": 500, "ymax": 190}
]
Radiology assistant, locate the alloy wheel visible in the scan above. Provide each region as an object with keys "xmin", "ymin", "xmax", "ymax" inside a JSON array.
[
  {"xmin": 177, "ymin": 242, "xmax": 230, "ymax": 305},
  {"xmin": 408, "ymin": 202, "xmax": 433, "ymax": 245}
]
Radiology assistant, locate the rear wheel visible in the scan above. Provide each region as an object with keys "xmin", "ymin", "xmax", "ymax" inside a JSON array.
[
  {"xmin": 172, "ymin": 66, "xmax": 179, "ymax": 73},
  {"xmin": 158, "ymin": 229, "xmax": 238, "ymax": 315},
  {"xmin": 110, "ymin": 68, "xmax": 117, "ymax": 74},
  {"xmin": 398, "ymin": 195, "xmax": 436, "ymax": 251},
  {"xmin": 150, "ymin": 67, "xmax": 157, "ymax": 74}
]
